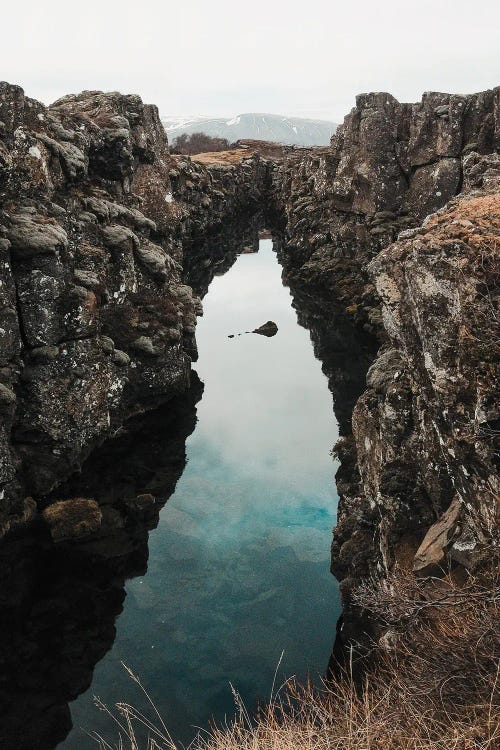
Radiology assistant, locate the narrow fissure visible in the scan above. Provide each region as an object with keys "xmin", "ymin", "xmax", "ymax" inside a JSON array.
[
  {"xmin": 1, "ymin": 234, "xmax": 351, "ymax": 750},
  {"xmin": 60, "ymin": 237, "xmax": 341, "ymax": 747}
]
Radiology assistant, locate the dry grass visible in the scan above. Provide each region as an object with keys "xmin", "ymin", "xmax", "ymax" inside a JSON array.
[
  {"xmin": 189, "ymin": 150, "xmax": 250, "ymax": 166},
  {"xmin": 189, "ymin": 140, "xmax": 286, "ymax": 166},
  {"xmin": 88, "ymin": 565, "xmax": 500, "ymax": 750}
]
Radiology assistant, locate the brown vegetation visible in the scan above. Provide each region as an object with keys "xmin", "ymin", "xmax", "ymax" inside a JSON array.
[
  {"xmin": 188, "ymin": 140, "xmax": 288, "ymax": 166},
  {"xmin": 189, "ymin": 149, "xmax": 250, "ymax": 166},
  {"xmin": 171, "ymin": 132, "xmax": 232, "ymax": 155},
  {"xmin": 89, "ymin": 562, "xmax": 499, "ymax": 750}
]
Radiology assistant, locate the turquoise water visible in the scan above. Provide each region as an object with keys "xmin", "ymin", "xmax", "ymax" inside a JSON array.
[{"xmin": 61, "ymin": 239, "xmax": 341, "ymax": 746}]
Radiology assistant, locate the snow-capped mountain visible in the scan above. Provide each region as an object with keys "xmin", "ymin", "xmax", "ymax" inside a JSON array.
[{"xmin": 162, "ymin": 113, "xmax": 337, "ymax": 147}]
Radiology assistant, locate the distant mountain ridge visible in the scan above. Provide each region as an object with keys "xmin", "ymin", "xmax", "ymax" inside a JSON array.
[{"xmin": 162, "ymin": 112, "xmax": 337, "ymax": 147}]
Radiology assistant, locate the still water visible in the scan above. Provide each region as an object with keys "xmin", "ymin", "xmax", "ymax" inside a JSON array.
[{"xmin": 61, "ymin": 239, "xmax": 341, "ymax": 747}]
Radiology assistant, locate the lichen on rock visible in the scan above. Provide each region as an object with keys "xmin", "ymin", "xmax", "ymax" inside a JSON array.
[{"xmin": 0, "ymin": 81, "xmax": 273, "ymax": 534}]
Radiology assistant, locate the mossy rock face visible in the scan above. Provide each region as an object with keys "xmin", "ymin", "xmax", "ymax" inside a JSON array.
[
  {"xmin": 0, "ymin": 81, "xmax": 274, "ymax": 528},
  {"xmin": 42, "ymin": 498, "xmax": 102, "ymax": 542},
  {"xmin": 272, "ymin": 87, "xmax": 500, "ymax": 635}
]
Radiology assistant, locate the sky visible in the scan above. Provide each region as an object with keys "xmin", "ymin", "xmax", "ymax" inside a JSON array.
[{"xmin": 3, "ymin": 0, "xmax": 499, "ymax": 123}]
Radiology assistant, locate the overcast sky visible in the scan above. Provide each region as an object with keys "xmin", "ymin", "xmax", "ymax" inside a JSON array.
[{"xmin": 3, "ymin": 0, "xmax": 499, "ymax": 122}]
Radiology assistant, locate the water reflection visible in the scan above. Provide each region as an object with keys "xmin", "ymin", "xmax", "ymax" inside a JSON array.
[
  {"xmin": 0, "ymin": 382, "xmax": 202, "ymax": 750},
  {"xmin": 61, "ymin": 240, "xmax": 341, "ymax": 746}
]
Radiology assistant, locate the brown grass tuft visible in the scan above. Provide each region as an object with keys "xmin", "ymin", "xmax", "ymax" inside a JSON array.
[{"xmin": 88, "ymin": 564, "xmax": 500, "ymax": 750}]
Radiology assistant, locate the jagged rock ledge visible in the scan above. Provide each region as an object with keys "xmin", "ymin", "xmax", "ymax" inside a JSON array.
[
  {"xmin": 269, "ymin": 88, "xmax": 499, "ymax": 648},
  {"xmin": 0, "ymin": 82, "xmax": 275, "ymax": 536}
]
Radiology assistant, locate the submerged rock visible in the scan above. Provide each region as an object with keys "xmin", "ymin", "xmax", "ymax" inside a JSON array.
[
  {"xmin": 253, "ymin": 320, "xmax": 278, "ymax": 337},
  {"xmin": 42, "ymin": 498, "xmax": 102, "ymax": 541}
]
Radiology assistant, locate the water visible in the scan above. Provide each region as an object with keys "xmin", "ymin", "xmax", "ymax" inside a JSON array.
[{"xmin": 60, "ymin": 239, "xmax": 341, "ymax": 747}]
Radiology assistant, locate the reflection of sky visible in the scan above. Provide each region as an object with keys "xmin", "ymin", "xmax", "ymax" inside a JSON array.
[
  {"xmin": 193, "ymin": 240, "xmax": 339, "ymax": 498},
  {"xmin": 62, "ymin": 240, "xmax": 341, "ymax": 748}
]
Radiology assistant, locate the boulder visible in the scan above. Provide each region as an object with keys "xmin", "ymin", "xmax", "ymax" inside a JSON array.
[
  {"xmin": 135, "ymin": 240, "xmax": 169, "ymax": 279},
  {"xmin": 101, "ymin": 224, "xmax": 139, "ymax": 252},
  {"xmin": 112, "ymin": 349, "xmax": 130, "ymax": 367},
  {"xmin": 130, "ymin": 335, "xmax": 157, "ymax": 355},
  {"xmin": 253, "ymin": 320, "xmax": 278, "ymax": 337},
  {"xmin": 42, "ymin": 498, "xmax": 102, "ymax": 542},
  {"xmin": 6, "ymin": 214, "xmax": 68, "ymax": 258},
  {"xmin": 413, "ymin": 497, "xmax": 462, "ymax": 573}
]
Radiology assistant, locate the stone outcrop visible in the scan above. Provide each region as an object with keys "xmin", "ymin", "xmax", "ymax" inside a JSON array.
[
  {"xmin": 333, "ymin": 157, "xmax": 499, "ymax": 602},
  {"xmin": 269, "ymin": 89, "xmax": 499, "ymax": 649},
  {"xmin": 0, "ymin": 82, "xmax": 272, "ymax": 536},
  {"xmin": 271, "ymin": 88, "xmax": 500, "ymax": 335}
]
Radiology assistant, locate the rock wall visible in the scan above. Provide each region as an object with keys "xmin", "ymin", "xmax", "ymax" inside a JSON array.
[
  {"xmin": 1, "ymin": 79, "xmax": 498, "ymax": 665},
  {"xmin": 270, "ymin": 90, "xmax": 499, "ymax": 637},
  {"xmin": 0, "ymin": 83, "xmax": 271, "ymax": 536},
  {"xmin": 334, "ymin": 154, "xmax": 499, "ymax": 600},
  {"xmin": 271, "ymin": 88, "xmax": 500, "ymax": 334}
]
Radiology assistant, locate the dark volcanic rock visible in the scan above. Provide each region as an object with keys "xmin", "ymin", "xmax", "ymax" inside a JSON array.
[
  {"xmin": 0, "ymin": 81, "xmax": 273, "ymax": 534},
  {"xmin": 331, "ymin": 155, "xmax": 500, "ymax": 620},
  {"xmin": 253, "ymin": 320, "xmax": 278, "ymax": 336},
  {"xmin": 270, "ymin": 86, "xmax": 500, "ymax": 335},
  {"xmin": 268, "ymin": 87, "xmax": 500, "ymax": 653},
  {"xmin": 0, "ymin": 378, "xmax": 202, "ymax": 750}
]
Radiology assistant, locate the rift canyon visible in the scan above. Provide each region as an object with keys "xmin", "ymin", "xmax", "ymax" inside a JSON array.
[{"xmin": 0, "ymin": 81, "xmax": 498, "ymax": 750}]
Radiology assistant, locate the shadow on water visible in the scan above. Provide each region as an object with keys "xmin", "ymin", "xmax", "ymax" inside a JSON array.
[{"xmin": 0, "ymin": 379, "xmax": 203, "ymax": 750}]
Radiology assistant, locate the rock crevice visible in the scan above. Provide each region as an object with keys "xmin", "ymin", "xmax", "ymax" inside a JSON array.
[{"xmin": 1, "ymin": 82, "xmax": 498, "ymax": 660}]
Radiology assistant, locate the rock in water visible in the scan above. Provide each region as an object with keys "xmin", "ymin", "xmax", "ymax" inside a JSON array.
[{"xmin": 253, "ymin": 321, "xmax": 278, "ymax": 337}]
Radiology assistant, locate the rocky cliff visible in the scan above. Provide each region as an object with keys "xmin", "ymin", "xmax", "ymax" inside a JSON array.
[
  {"xmin": 0, "ymin": 83, "xmax": 271, "ymax": 537},
  {"xmin": 271, "ymin": 90, "xmax": 499, "ymax": 642},
  {"xmin": 0, "ymin": 79, "xmax": 498, "ymax": 675},
  {"xmin": 272, "ymin": 88, "xmax": 499, "ymax": 332}
]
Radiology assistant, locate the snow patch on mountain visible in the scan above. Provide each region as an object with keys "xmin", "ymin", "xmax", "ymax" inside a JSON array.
[{"xmin": 162, "ymin": 112, "xmax": 337, "ymax": 147}]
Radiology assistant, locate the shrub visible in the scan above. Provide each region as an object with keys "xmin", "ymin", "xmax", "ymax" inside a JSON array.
[{"xmin": 171, "ymin": 132, "xmax": 232, "ymax": 155}]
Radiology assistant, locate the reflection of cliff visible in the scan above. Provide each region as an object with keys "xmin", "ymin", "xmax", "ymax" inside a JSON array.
[
  {"xmin": 0, "ymin": 376, "xmax": 202, "ymax": 750},
  {"xmin": 283, "ymin": 281, "xmax": 377, "ymax": 438},
  {"xmin": 183, "ymin": 218, "xmax": 262, "ymax": 299},
  {"xmin": 278, "ymin": 265, "xmax": 379, "ymax": 660}
]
